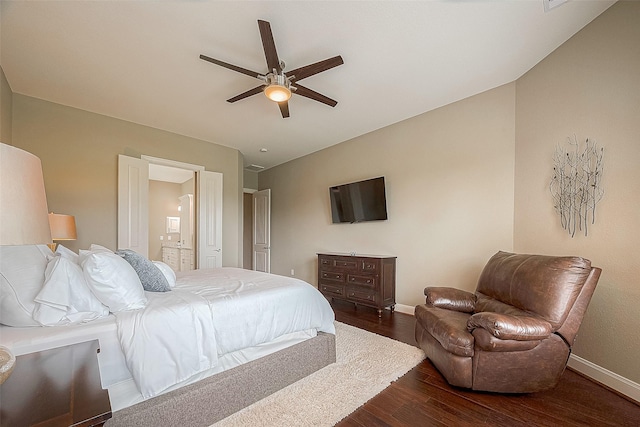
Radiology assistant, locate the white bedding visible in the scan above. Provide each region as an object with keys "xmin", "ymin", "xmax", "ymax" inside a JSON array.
[
  {"xmin": 0, "ymin": 267, "xmax": 335, "ymax": 409},
  {"xmin": 116, "ymin": 267, "xmax": 336, "ymax": 398}
]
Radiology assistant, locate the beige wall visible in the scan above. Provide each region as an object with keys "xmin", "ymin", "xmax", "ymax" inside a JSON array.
[
  {"xmin": 148, "ymin": 180, "xmax": 182, "ymax": 261},
  {"xmin": 0, "ymin": 66, "xmax": 12, "ymax": 143},
  {"xmin": 11, "ymin": 94, "xmax": 244, "ymax": 267},
  {"xmin": 515, "ymin": 1, "xmax": 640, "ymax": 383},
  {"xmin": 181, "ymin": 178, "xmax": 194, "ymax": 197},
  {"xmin": 243, "ymin": 170, "xmax": 258, "ymax": 191},
  {"xmin": 259, "ymin": 83, "xmax": 515, "ymax": 306}
]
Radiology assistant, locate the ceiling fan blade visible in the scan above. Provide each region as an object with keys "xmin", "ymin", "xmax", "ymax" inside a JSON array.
[
  {"xmin": 200, "ymin": 54, "xmax": 262, "ymax": 79},
  {"xmin": 278, "ymin": 101, "xmax": 290, "ymax": 118},
  {"xmin": 227, "ymin": 85, "xmax": 265, "ymax": 103},
  {"xmin": 288, "ymin": 56, "xmax": 344, "ymax": 82},
  {"xmin": 257, "ymin": 20, "xmax": 281, "ymax": 74},
  {"xmin": 292, "ymin": 84, "xmax": 338, "ymax": 107}
]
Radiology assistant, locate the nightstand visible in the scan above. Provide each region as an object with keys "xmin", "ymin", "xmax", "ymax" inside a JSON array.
[{"xmin": 0, "ymin": 340, "xmax": 111, "ymax": 427}]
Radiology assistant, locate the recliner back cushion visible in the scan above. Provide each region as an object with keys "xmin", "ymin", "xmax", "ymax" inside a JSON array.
[{"xmin": 475, "ymin": 251, "xmax": 592, "ymax": 329}]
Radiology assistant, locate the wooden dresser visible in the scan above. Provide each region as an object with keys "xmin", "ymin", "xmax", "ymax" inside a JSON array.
[{"xmin": 318, "ymin": 253, "xmax": 396, "ymax": 317}]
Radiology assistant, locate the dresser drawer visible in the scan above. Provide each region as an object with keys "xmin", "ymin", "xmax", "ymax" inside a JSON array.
[
  {"xmin": 320, "ymin": 284, "xmax": 344, "ymax": 297},
  {"xmin": 334, "ymin": 259, "xmax": 358, "ymax": 270},
  {"xmin": 360, "ymin": 259, "xmax": 381, "ymax": 273},
  {"xmin": 320, "ymin": 271, "xmax": 345, "ymax": 282},
  {"xmin": 347, "ymin": 274, "xmax": 377, "ymax": 289},
  {"xmin": 319, "ymin": 255, "xmax": 359, "ymax": 270},
  {"xmin": 319, "ymin": 256, "xmax": 333, "ymax": 268},
  {"xmin": 347, "ymin": 288, "xmax": 377, "ymax": 304}
]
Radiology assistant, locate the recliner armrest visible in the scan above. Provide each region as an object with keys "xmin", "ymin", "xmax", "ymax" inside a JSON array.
[
  {"xmin": 467, "ymin": 312, "xmax": 552, "ymax": 341},
  {"xmin": 424, "ymin": 287, "xmax": 476, "ymax": 313}
]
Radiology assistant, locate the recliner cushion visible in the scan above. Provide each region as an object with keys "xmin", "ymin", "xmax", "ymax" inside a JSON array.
[
  {"xmin": 415, "ymin": 304, "xmax": 474, "ymax": 357},
  {"xmin": 467, "ymin": 312, "xmax": 552, "ymax": 340},
  {"xmin": 472, "ymin": 328, "xmax": 541, "ymax": 352},
  {"xmin": 476, "ymin": 251, "xmax": 592, "ymax": 328}
]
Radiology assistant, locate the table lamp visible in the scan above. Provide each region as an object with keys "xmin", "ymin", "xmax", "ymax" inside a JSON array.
[
  {"xmin": 0, "ymin": 142, "xmax": 53, "ymax": 385},
  {"xmin": 48, "ymin": 213, "xmax": 77, "ymax": 251}
]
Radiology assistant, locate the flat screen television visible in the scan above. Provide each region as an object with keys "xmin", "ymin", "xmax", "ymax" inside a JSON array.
[{"xmin": 329, "ymin": 176, "xmax": 388, "ymax": 223}]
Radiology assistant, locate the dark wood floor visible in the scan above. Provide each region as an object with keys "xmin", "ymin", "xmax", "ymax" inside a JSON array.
[{"xmin": 330, "ymin": 300, "xmax": 640, "ymax": 427}]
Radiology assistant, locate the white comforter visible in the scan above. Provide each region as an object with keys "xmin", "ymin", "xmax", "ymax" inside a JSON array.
[{"xmin": 114, "ymin": 267, "xmax": 335, "ymax": 398}]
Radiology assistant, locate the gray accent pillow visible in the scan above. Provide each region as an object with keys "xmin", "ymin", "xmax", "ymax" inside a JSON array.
[{"xmin": 116, "ymin": 249, "xmax": 171, "ymax": 292}]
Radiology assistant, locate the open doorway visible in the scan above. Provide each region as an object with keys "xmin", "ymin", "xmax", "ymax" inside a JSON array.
[
  {"xmin": 148, "ymin": 164, "xmax": 195, "ymax": 270},
  {"xmin": 242, "ymin": 189, "xmax": 271, "ymax": 272}
]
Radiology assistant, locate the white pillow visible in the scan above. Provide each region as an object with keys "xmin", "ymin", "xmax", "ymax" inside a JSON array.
[
  {"xmin": 81, "ymin": 251, "xmax": 147, "ymax": 312},
  {"xmin": 33, "ymin": 256, "xmax": 109, "ymax": 325},
  {"xmin": 0, "ymin": 245, "xmax": 53, "ymax": 326},
  {"xmin": 79, "ymin": 243, "xmax": 113, "ymax": 265},
  {"xmin": 55, "ymin": 244, "xmax": 79, "ymax": 264},
  {"xmin": 152, "ymin": 261, "xmax": 177, "ymax": 288},
  {"xmin": 90, "ymin": 243, "xmax": 112, "ymax": 253}
]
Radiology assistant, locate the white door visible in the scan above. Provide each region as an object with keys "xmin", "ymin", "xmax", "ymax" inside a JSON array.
[
  {"xmin": 252, "ymin": 189, "xmax": 271, "ymax": 273},
  {"xmin": 197, "ymin": 170, "xmax": 223, "ymax": 268},
  {"xmin": 117, "ymin": 155, "xmax": 149, "ymax": 256}
]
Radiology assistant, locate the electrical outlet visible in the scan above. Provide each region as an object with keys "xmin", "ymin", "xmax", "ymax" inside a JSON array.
[
  {"xmin": 167, "ymin": 236, "xmax": 171, "ymax": 241},
  {"xmin": 160, "ymin": 236, "xmax": 164, "ymax": 241},
  {"xmin": 290, "ymin": 269, "xmax": 295, "ymax": 276}
]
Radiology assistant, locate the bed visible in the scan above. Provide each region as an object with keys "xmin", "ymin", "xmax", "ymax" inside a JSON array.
[{"xmin": 0, "ymin": 244, "xmax": 336, "ymax": 425}]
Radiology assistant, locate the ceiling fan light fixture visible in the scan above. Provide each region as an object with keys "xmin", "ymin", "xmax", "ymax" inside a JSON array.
[
  {"xmin": 264, "ymin": 83, "xmax": 291, "ymax": 102},
  {"xmin": 264, "ymin": 72, "xmax": 292, "ymax": 102}
]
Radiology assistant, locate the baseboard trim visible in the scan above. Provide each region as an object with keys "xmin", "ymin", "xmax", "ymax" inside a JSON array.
[
  {"xmin": 568, "ymin": 354, "xmax": 640, "ymax": 404},
  {"xmin": 393, "ymin": 303, "xmax": 414, "ymax": 315},
  {"xmin": 396, "ymin": 306, "xmax": 639, "ymax": 404}
]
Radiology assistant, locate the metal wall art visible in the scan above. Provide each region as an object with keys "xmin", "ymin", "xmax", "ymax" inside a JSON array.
[{"xmin": 550, "ymin": 136, "xmax": 604, "ymax": 237}]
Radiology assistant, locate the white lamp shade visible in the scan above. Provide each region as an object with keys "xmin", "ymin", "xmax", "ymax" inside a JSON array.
[{"xmin": 0, "ymin": 143, "xmax": 52, "ymax": 245}]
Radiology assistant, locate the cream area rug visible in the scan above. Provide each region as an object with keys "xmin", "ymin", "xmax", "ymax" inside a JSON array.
[{"xmin": 212, "ymin": 321, "xmax": 426, "ymax": 427}]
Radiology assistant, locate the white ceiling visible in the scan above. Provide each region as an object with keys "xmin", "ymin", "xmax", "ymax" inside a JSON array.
[{"xmin": 0, "ymin": 1, "xmax": 615, "ymax": 171}]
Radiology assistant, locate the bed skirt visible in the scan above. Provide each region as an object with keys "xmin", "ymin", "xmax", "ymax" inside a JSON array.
[{"xmin": 105, "ymin": 332, "xmax": 336, "ymax": 426}]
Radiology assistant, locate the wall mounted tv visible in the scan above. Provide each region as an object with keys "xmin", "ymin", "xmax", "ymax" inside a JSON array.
[{"xmin": 329, "ymin": 176, "xmax": 388, "ymax": 224}]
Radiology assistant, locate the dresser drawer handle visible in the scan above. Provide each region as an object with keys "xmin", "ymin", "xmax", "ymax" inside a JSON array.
[{"xmin": 349, "ymin": 277, "xmax": 373, "ymax": 284}]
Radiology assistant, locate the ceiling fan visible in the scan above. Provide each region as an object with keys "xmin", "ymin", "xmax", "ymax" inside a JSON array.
[{"xmin": 200, "ymin": 20, "xmax": 344, "ymax": 118}]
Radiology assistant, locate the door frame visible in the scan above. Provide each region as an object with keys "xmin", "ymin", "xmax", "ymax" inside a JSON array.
[{"xmin": 118, "ymin": 155, "xmax": 223, "ymax": 268}]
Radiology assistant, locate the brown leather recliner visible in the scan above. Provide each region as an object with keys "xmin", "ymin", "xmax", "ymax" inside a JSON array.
[{"xmin": 414, "ymin": 251, "xmax": 601, "ymax": 393}]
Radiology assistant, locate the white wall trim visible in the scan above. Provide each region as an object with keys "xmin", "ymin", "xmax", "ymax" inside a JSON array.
[
  {"xmin": 141, "ymin": 155, "xmax": 205, "ymax": 172},
  {"xmin": 394, "ymin": 303, "xmax": 415, "ymax": 315},
  {"xmin": 568, "ymin": 354, "xmax": 640, "ymax": 404}
]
